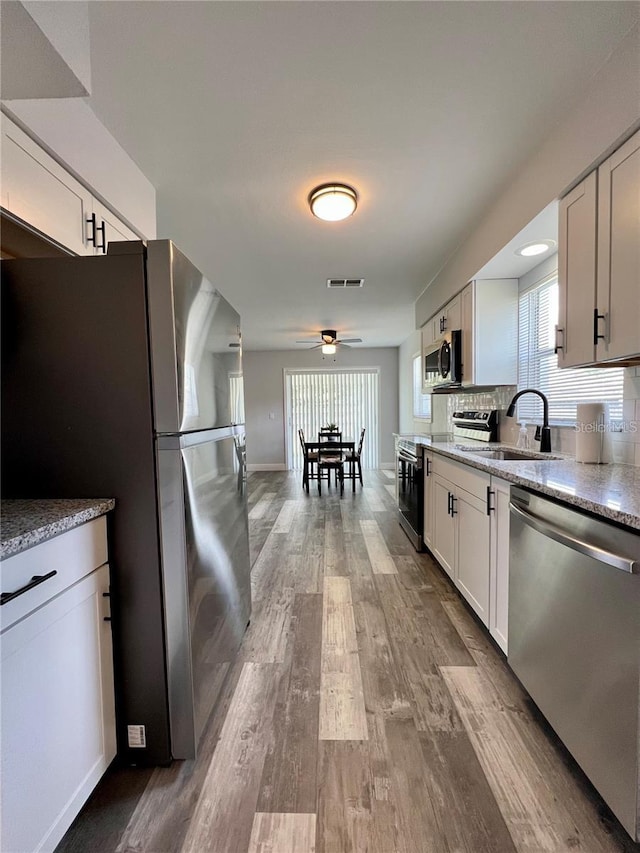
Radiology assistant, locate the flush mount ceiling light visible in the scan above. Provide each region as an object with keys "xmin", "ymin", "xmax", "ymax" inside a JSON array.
[
  {"xmin": 308, "ymin": 183, "xmax": 357, "ymax": 222},
  {"xmin": 322, "ymin": 343, "xmax": 337, "ymax": 355},
  {"xmin": 515, "ymin": 239, "xmax": 556, "ymax": 257}
]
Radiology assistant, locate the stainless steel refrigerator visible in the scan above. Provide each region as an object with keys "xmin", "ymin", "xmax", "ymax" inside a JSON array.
[{"xmin": 1, "ymin": 240, "xmax": 251, "ymax": 764}]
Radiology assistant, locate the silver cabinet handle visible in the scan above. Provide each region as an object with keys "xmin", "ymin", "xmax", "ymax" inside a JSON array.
[
  {"xmin": 509, "ymin": 501, "xmax": 638, "ymax": 574},
  {"xmin": 398, "ymin": 450, "xmax": 421, "ymax": 467}
]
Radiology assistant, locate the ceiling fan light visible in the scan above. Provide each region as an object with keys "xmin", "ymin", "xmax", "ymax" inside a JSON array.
[
  {"xmin": 322, "ymin": 343, "xmax": 337, "ymax": 355},
  {"xmin": 309, "ymin": 184, "xmax": 357, "ymax": 222}
]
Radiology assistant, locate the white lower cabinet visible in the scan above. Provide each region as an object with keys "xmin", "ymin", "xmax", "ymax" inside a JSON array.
[
  {"xmin": 455, "ymin": 486, "xmax": 490, "ymax": 625},
  {"xmin": 432, "ymin": 473, "xmax": 456, "ymax": 580},
  {"xmin": 488, "ymin": 476, "xmax": 511, "ymax": 654},
  {"xmin": 429, "ymin": 455, "xmax": 511, "ymax": 646},
  {"xmin": 431, "ymin": 456, "xmax": 491, "ymax": 626},
  {"xmin": 0, "ymin": 519, "xmax": 116, "ymax": 853}
]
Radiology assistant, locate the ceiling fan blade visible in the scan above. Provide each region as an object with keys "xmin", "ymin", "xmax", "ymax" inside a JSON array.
[
  {"xmin": 295, "ymin": 339, "xmax": 320, "ymax": 344},
  {"xmin": 337, "ymin": 337, "xmax": 362, "ymax": 344}
]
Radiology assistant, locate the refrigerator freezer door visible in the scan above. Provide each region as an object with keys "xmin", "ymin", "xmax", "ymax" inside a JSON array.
[
  {"xmin": 146, "ymin": 241, "xmax": 243, "ymax": 434},
  {"xmin": 156, "ymin": 427, "xmax": 251, "ymax": 759}
]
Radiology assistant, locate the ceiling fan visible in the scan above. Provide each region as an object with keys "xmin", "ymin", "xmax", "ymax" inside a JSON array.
[{"xmin": 295, "ymin": 329, "xmax": 363, "ymax": 350}]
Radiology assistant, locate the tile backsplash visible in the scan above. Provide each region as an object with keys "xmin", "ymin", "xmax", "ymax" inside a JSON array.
[{"xmin": 430, "ymin": 366, "xmax": 640, "ymax": 465}]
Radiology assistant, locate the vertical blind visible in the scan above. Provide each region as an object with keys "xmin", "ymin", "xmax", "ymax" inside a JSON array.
[
  {"xmin": 413, "ymin": 354, "xmax": 431, "ymax": 419},
  {"xmin": 518, "ymin": 276, "xmax": 624, "ymax": 423},
  {"xmin": 229, "ymin": 374, "xmax": 245, "ymax": 425},
  {"xmin": 288, "ymin": 369, "xmax": 379, "ymax": 469}
]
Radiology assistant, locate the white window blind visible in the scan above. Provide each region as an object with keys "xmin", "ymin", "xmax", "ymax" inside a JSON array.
[
  {"xmin": 413, "ymin": 354, "xmax": 431, "ymax": 419},
  {"xmin": 518, "ymin": 276, "xmax": 624, "ymax": 424},
  {"xmin": 288, "ymin": 369, "xmax": 379, "ymax": 469},
  {"xmin": 229, "ymin": 373, "xmax": 245, "ymax": 425}
]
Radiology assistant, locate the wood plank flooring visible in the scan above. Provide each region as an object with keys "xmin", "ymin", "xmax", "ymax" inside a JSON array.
[{"xmin": 57, "ymin": 470, "xmax": 639, "ymax": 853}]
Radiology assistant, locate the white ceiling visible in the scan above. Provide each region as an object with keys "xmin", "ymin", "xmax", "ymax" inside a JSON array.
[{"xmin": 84, "ymin": 1, "xmax": 638, "ymax": 351}]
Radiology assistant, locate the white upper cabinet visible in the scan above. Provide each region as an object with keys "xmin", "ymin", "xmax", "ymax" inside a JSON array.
[
  {"xmin": 1, "ymin": 116, "xmax": 93, "ymax": 255},
  {"xmin": 434, "ymin": 292, "xmax": 461, "ymax": 337},
  {"xmin": 596, "ymin": 130, "xmax": 640, "ymax": 362},
  {"xmin": 460, "ymin": 278, "xmax": 518, "ymax": 386},
  {"xmin": 421, "ymin": 293, "xmax": 461, "ymax": 351},
  {"xmin": 1, "ymin": 114, "xmax": 143, "ymax": 256},
  {"xmin": 558, "ymin": 129, "xmax": 640, "ymax": 367},
  {"xmin": 90, "ymin": 198, "xmax": 139, "ymax": 254}
]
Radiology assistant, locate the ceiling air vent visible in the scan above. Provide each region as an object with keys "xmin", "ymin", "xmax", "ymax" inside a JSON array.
[{"xmin": 327, "ymin": 278, "xmax": 364, "ymax": 288}]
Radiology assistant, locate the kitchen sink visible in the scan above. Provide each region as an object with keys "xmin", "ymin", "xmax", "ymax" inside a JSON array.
[{"xmin": 456, "ymin": 447, "xmax": 562, "ymax": 461}]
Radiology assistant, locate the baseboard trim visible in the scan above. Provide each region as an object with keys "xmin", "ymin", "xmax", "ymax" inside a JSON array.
[{"xmin": 247, "ymin": 463, "xmax": 287, "ymax": 472}]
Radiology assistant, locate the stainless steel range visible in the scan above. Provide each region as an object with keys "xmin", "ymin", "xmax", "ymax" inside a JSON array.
[
  {"xmin": 452, "ymin": 410, "xmax": 499, "ymax": 443},
  {"xmin": 396, "ymin": 437, "xmax": 424, "ymax": 551}
]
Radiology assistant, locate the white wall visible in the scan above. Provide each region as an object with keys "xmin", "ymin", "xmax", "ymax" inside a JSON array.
[
  {"xmin": 398, "ymin": 329, "xmax": 432, "ymax": 436},
  {"xmin": 416, "ymin": 24, "xmax": 640, "ymax": 327},
  {"xmin": 244, "ymin": 348, "xmax": 399, "ymax": 469}
]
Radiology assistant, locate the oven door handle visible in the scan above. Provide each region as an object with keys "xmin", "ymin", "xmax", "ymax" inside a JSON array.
[
  {"xmin": 398, "ymin": 450, "xmax": 421, "ymax": 467},
  {"xmin": 509, "ymin": 501, "xmax": 638, "ymax": 574}
]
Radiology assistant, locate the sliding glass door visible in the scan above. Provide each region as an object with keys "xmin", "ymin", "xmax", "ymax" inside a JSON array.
[{"xmin": 285, "ymin": 369, "xmax": 379, "ymax": 470}]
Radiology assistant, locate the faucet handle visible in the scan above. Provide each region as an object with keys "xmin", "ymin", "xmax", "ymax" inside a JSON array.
[{"xmin": 534, "ymin": 425, "xmax": 541, "ymax": 442}]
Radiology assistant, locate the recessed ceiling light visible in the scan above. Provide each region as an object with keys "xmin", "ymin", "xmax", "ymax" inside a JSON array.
[
  {"xmin": 308, "ymin": 183, "xmax": 357, "ymax": 221},
  {"xmin": 515, "ymin": 239, "xmax": 556, "ymax": 257}
]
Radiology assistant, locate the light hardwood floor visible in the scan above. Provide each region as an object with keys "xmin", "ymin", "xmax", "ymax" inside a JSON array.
[{"xmin": 57, "ymin": 471, "xmax": 639, "ymax": 853}]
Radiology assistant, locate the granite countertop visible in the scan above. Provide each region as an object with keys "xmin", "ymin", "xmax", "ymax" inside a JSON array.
[
  {"xmin": 395, "ymin": 434, "xmax": 640, "ymax": 531},
  {"xmin": 0, "ymin": 499, "xmax": 116, "ymax": 559}
]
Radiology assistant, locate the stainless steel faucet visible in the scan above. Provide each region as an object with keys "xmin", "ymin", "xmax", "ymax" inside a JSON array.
[{"xmin": 506, "ymin": 389, "xmax": 552, "ymax": 452}]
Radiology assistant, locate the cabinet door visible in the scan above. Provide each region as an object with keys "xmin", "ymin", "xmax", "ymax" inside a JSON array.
[
  {"xmin": 443, "ymin": 293, "xmax": 461, "ymax": 333},
  {"xmin": 460, "ymin": 283, "xmax": 474, "ymax": 385},
  {"xmin": 91, "ymin": 198, "xmax": 139, "ymax": 255},
  {"xmin": 1, "ymin": 116, "xmax": 93, "ymax": 256},
  {"xmin": 597, "ymin": 130, "xmax": 640, "ymax": 362},
  {"xmin": 431, "ymin": 474, "xmax": 455, "ymax": 580},
  {"xmin": 558, "ymin": 171, "xmax": 597, "ymax": 367},
  {"xmin": 423, "ymin": 451, "xmax": 434, "ymax": 548},
  {"xmin": 421, "ymin": 319, "xmax": 436, "ymax": 349},
  {"xmin": 455, "ymin": 489, "xmax": 490, "ymax": 626},
  {"xmin": 1, "ymin": 563, "xmax": 116, "ymax": 853},
  {"xmin": 489, "ymin": 477, "xmax": 510, "ymax": 653}
]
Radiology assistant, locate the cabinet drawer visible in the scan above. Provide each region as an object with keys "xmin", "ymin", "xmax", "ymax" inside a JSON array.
[
  {"xmin": 0, "ymin": 518, "xmax": 107, "ymax": 631},
  {"xmin": 432, "ymin": 454, "xmax": 490, "ymax": 500}
]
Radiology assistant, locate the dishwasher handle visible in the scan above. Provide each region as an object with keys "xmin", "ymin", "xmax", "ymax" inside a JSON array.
[{"xmin": 510, "ymin": 501, "xmax": 638, "ymax": 574}]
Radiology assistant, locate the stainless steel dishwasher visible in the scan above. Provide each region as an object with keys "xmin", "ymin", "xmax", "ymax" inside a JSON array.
[{"xmin": 508, "ymin": 486, "xmax": 640, "ymax": 840}]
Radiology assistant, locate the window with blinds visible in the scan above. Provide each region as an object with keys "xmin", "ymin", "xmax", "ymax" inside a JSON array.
[
  {"xmin": 287, "ymin": 369, "xmax": 379, "ymax": 469},
  {"xmin": 518, "ymin": 276, "xmax": 624, "ymax": 424},
  {"xmin": 413, "ymin": 354, "xmax": 431, "ymax": 419}
]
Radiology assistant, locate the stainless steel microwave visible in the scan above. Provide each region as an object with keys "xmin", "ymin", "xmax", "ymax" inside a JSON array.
[{"xmin": 424, "ymin": 329, "xmax": 462, "ymax": 390}]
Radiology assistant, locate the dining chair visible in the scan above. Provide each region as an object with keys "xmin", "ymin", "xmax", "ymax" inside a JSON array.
[
  {"xmin": 317, "ymin": 445, "xmax": 344, "ymax": 495},
  {"xmin": 298, "ymin": 428, "xmax": 318, "ymax": 493},
  {"xmin": 319, "ymin": 428, "xmax": 342, "ymax": 443},
  {"xmin": 233, "ymin": 433, "xmax": 247, "ymax": 494},
  {"xmin": 343, "ymin": 427, "xmax": 365, "ymax": 491}
]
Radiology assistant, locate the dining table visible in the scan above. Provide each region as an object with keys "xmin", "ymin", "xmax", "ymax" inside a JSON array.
[{"xmin": 303, "ymin": 438, "xmax": 356, "ymax": 493}]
